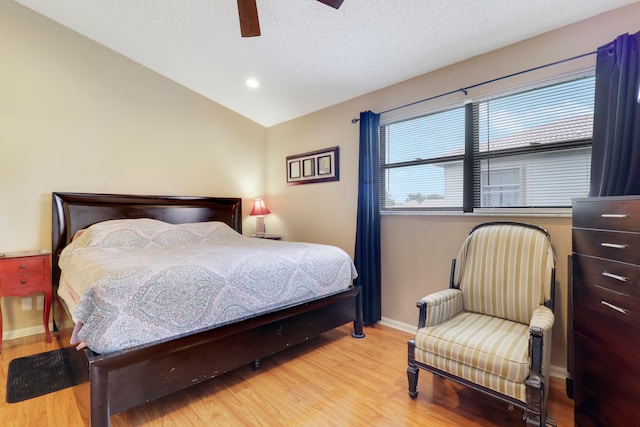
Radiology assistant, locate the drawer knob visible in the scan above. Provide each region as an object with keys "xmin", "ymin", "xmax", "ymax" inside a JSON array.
[
  {"xmin": 600, "ymin": 242, "xmax": 629, "ymax": 249},
  {"xmin": 601, "ymin": 300, "xmax": 630, "ymax": 315},
  {"xmin": 19, "ymin": 264, "xmax": 27, "ymax": 269},
  {"xmin": 602, "ymin": 271, "xmax": 630, "ymax": 282},
  {"xmin": 20, "ymin": 279, "xmax": 27, "ymax": 284},
  {"xmin": 601, "ymin": 213, "xmax": 628, "ymax": 218}
]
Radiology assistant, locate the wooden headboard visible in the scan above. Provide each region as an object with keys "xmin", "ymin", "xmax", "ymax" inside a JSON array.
[{"xmin": 51, "ymin": 192, "xmax": 242, "ymax": 288}]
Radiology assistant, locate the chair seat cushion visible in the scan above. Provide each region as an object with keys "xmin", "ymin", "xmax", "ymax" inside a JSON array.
[
  {"xmin": 414, "ymin": 349, "xmax": 526, "ymax": 401},
  {"xmin": 414, "ymin": 311, "xmax": 530, "ymax": 383}
]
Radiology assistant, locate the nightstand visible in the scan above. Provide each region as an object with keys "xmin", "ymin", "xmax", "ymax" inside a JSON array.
[
  {"xmin": 251, "ymin": 234, "xmax": 282, "ymax": 240},
  {"xmin": 0, "ymin": 251, "xmax": 52, "ymax": 350}
]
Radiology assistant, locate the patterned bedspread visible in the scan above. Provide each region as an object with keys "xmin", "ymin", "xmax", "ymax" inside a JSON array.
[{"xmin": 58, "ymin": 219, "xmax": 357, "ymax": 354}]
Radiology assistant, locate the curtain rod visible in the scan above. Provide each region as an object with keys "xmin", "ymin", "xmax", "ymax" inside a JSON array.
[{"xmin": 351, "ymin": 50, "xmax": 597, "ymax": 124}]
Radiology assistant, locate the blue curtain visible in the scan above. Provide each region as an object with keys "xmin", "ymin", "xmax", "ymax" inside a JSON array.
[
  {"xmin": 590, "ymin": 31, "xmax": 640, "ymax": 196},
  {"xmin": 354, "ymin": 111, "xmax": 381, "ymax": 325}
]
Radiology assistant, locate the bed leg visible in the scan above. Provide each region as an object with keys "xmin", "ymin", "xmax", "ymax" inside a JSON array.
[
  {"xmin": 252, "ymin": 359, "xmax": 260, "ymax": 371},
  {"xmin": 90, "ymin": 367, "xmax": 111, "ymax": 427},
  {"xmin": 351, "ymin": 286, "xmax": 365, "ymax": 339}
]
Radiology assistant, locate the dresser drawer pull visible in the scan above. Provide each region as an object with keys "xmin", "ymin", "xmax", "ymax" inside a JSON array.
[
  {"xmin": 601, "ymin": 213, "xmax": 628, "ymax": 218},
  {"xmin": 20, "ymin": 279, "xmax": 27, "ymax": 284},
  {"xmin": 602, "ymin": 271, "xmax": 630, "ymax": 282},
  {"xmin": 600, "ymin": 242, "xmax": 629, "ymax": 249},
  {"xmin": 19, "ymin": 264, "xmax": 27, "ymax": 269},
  {"xmin": 601, "ymin": 301, "xmax": 630, "ymax": 315}
]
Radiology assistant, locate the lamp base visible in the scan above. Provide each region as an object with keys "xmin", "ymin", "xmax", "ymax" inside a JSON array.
[{"xmin": 255, "ymin": 216, "xmax": 265, "ymax": 236}]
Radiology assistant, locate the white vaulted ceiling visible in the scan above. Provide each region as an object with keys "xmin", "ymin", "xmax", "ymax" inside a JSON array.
[{"xmin": 13, "ymin": 0, "xmax": 639, "ymax": 127}]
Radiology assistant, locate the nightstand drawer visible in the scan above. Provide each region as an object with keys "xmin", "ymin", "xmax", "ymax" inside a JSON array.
[
  {"xmin": 0, "ymin": 273, "xmax": 46, "ymax": 290},
  {"xmin": 0, "ymin": 257, "xmax": 46, "ymax": 274}
]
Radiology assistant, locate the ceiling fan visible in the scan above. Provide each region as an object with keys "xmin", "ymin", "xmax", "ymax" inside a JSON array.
[{"xmin": 236, "ymin": 0, "xmax": 345, "ymax": 37}]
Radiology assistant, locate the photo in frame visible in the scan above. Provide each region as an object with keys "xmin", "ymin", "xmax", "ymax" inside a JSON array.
[{"xmin": 286, "ymin": 146, "xmax": 339, "ymax": 185}]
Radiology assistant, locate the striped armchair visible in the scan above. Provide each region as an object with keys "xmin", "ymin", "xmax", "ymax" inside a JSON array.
[{"xmin": 407, "ymin": 222, "xmax": 556, "ymax": 426}]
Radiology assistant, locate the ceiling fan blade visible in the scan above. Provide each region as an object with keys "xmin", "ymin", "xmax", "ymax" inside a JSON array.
[
  {"xmin": 316, "ymin": 0, "xmax": 344, "ymax": 9},
  {"xmin": 237, "ymin": 0, "xmax": 261, "ymax": 37}
]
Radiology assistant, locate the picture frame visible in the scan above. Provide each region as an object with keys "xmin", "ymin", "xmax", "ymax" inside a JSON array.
[{"xmin": 286, "ymin": 146, "xmax": 339, "ymax": 185}]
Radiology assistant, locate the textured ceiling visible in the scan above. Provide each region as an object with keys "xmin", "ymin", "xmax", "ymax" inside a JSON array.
[{"xmin": 13, "ymin": 0, "xmax": 639, "ymax": 127}]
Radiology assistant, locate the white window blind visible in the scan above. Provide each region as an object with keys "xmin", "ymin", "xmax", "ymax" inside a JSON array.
[
  {"xmin": 380, "ymin": 106, "xmax": 465, "ymax": 209},
  {"xmin": 474, "ymin": 77, "xmax": 595, "ymax": 208},
  {"xmin": 380, "ymin": 74, "xmax": 595, "ymax": 212}
]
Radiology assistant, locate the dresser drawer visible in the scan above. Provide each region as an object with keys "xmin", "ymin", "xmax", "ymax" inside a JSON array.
[
  {"xmin": 572, "ymin": 278, "xmax": 640, "ymax": 349},
  {"xmin": 573, "ymin": 254, "xmax": 640, "ymax": 298},
  {"xmin": 573, "ymin": 196, "xmax": 640, "ymax": 232},
  {"xmin": 574, "ymin": 332, "xmax": 640, "ymax": 426},
  {"xmin": 0, "ymin": 256, "xmax": 46, "ymax": 274},
  {"xmin": 573, "ymin": 228, "xmax": 640, "ymax": 265}
]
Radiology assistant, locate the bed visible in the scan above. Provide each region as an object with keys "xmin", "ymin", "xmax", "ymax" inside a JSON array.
[{"xmin": 51, "ymin": 192, "xmax": 364, "ymax": 427}]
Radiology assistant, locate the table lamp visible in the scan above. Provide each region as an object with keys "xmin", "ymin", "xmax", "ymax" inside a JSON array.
[{"xmin": 250, "ymin": 198, "xmax": 271, "ymax": 236}]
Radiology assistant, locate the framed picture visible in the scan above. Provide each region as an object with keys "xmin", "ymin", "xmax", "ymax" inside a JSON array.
[
  {"xmin": 317, "ymin": 155, "xmax": 332, "ymax": 175},
  {"xmin": 289, "ymin": 161, "xmax": 301, "ymax": 179},
  {"xmin": 302, "ymin": 158, "xmax": 315, "ymax": 177},
  {"xmin": 286, "ymin": 146, "xmax": 339, "ymax": 185}
]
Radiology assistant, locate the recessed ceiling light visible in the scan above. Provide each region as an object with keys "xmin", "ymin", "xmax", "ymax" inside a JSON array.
[{"xmin": 246, "ymin": 78, "xmax": 259, "ymax": 88}]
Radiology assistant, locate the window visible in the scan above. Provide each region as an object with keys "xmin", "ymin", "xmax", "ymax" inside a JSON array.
[
  {"xmin": 481, "ymin": 167, "xmax": 522, "ymax": 207},
  {"xmin": 381, "ymin": 107, "xmax": 465, "ymax": 210},
  {"xmin": 380, "ymin": 74, "xmax": 595, "ymax": 212}
]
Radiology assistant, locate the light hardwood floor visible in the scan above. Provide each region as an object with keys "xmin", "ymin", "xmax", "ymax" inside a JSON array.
[{"xmin": 0, "ymin": 324, "xmax": 573, "ymax": 426}]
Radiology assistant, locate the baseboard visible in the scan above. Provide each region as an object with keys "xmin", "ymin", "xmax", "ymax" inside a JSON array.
[
  {"xmin": 8, "ymin": 317, "xmax": 571, "ymax": 381},
  {"xmin": 549, "ymin": 365, "xmax": 569, "ymax": 380},
  {"xmin": 380, "ymin": 316, "xmax": 416, "ymax": 335},
  {"xmin": 380, "ymin": 317, "xmax": 568, "ymax": 380},
  {"xmin": 2, "ymin": 324, "xmax": 52, "ymax": 342}
]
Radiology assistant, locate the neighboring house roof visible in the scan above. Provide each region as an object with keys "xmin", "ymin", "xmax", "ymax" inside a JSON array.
[
  {"xmin": 444, "ymin": 114, "xmax": 593, "ymax": 156},
  {"xmin": 478, "ymin": 114, "xmax": 593, "ymax": 152}
]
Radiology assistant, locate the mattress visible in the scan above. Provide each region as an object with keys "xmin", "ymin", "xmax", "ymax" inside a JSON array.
[{"xmin": 58, "ymin": 218, "xmax": 357, "ymax": 354}]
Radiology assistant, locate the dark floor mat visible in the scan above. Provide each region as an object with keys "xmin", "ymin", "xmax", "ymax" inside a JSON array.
[{"xmin": 6, "ymin": 348, "xmax": 78, "ymax": 403}]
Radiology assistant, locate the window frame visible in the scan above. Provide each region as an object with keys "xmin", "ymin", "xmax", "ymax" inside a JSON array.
[
  {"xmin": 379, "ymin": 70, "xmax": 595, "ymax": 215},
  {"xmin": 481, "ymin": 166, "xmax": 524, "ymax": 207}
]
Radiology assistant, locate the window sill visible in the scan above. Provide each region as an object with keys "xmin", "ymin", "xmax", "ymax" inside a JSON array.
[{"xmin": 381, "ymin": 208, "xmax": 572, "ymax": 218}]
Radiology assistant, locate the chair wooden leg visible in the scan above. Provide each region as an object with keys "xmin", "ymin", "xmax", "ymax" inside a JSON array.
[
  {"xmin": 407, "ymin": 340, "xmax": 419, "ymax": 399},
  {"xmin": 544, "ymin": 414, "xmax": 557, "ymax": 427},
  {"xmin": 525, "ymin": 374, "xmax": 556, "ymax": 427},
  {"xmin": 407, "ymin": 365, "xmax": 419, "ymax": 399}
]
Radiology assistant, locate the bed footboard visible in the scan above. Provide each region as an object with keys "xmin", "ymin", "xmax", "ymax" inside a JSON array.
[{"xmin": 79, "ymin": 287, "xmax": 361, "ymax": 427}]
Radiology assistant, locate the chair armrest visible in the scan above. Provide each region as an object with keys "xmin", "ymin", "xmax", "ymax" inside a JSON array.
[
  {"xmin": 529, "ymin": 305, "xmax": 554, "ymax": 334},
  {"xmin": 529, "ymin": 305, "xmax": 554, "ymax": 379},
  {"xmin": 417, "ymin": 288, "xmax": 463, "ymax": 328}
]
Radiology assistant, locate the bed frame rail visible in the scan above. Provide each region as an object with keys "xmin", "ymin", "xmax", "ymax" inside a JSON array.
[
  {"xmin": 89, "ymin": 287, "xmax": 361, "ymax": 426},
  {"xmin": 51, "ymin": 192, "xmax": 364, "ymax": 426}
]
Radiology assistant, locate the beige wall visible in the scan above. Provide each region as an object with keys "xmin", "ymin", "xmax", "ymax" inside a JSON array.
[
  {"xmin": 267, "ymin": 3, "xmax": 640, "ymax": 374},
  {"xmin": 0, "ymin": 1, "xmax": 266, "ymax": 331},
  {"xmin": 3, "ymin": 0, "xmax": 639, "ymax": 373}
]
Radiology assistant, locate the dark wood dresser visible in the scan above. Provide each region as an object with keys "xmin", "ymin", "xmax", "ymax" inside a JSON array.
[{"xmin": 572, "ymin": 195, "xmax": 640, "ymax": 426}]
